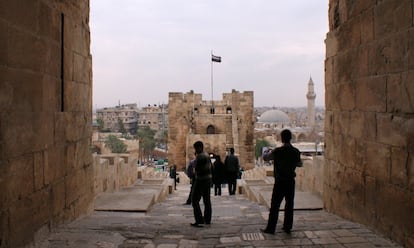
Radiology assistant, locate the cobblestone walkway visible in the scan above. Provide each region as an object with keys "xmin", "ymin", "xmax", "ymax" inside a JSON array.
[{"xmin": 35, "ymin": 184, "xmax": 402, "ymax": 247}]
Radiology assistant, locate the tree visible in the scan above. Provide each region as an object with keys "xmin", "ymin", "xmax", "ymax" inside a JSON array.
[
  {"xmin": 136, "ymin": 126, "xmax": 156, "ymax": 161},
  {"xmin": 117, "ymin": 118, "xmax": 126, "ymax": 134},
  {"xmin": 96, "ymin": 118, "xmax": 104, "ymax": 131},
  {"xmin": 105, "ymin": 135, "xmax": 127, "ymax": 153},
  {"xmin": 255, "ymin": 139, "xmax": 271, "ymax": 159}
]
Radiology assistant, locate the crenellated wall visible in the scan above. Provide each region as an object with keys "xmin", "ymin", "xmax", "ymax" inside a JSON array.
[
  {"xmin": 0, "ymin": 1, "xmax": 93, "ymax": 247},
  {"xmin": 93, "ymin": 154, "xmax": 138, "ymax": 195},
  {"xmin": 325, "ymin": 1, "xmax": 414, "ymax": 247}
]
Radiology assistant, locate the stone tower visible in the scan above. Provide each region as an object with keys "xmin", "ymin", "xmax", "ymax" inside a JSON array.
[
  {"xmin": 306, "ymin": 77, "xmax": 316, "ymax": 127},
  {"xmin": 168, "ymin": 90, "xmax": 255, "ymax": 171}
]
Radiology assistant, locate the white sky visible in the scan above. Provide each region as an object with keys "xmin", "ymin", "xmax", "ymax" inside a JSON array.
[{"xmin": 90, "ymin": 0, "xmax": 328, "ymax": 108}]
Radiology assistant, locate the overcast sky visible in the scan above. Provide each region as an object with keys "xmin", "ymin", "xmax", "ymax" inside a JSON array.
[{"xmin": 90, "ymin": 1, "xmax": 328, "ymax": 108}]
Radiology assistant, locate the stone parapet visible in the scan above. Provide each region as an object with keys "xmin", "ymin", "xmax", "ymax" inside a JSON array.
[{"xmin": 93, "ymin": 154, "xmax": 137, "ymax": 195}]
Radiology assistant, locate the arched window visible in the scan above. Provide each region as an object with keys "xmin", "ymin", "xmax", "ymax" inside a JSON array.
[
  {"xmin": 226, "ymin": 107, "xmax": 232, "ymax": 114},
  {"xmin": 207, "ymin": 125, "xmax": 215, "ymax": 134}
]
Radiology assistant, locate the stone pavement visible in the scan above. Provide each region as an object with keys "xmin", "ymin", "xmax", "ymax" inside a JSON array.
[{"xmin": 34, "ymin": 183, "xmax": 403, "ymax": 248}]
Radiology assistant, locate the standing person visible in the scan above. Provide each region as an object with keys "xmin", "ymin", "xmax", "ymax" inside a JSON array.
[
  {"xmin": 224, "ymin": 148, "xmax": 239, "ymax": 195},
  {"xmin": 169, "ymin": 164, "xmax": 177, "ymax": 190},
  {"xmin": 261, "ymin": 129, "xmax": 302, "ymax": 234},
  {"xmin": 191, "ymin": 141, "xmax": 212, "ymax": 227},
  {"xmin": 212, "ymin": 155, "xmax": 225, "ymax": 196},
  {"xmin": 184, "ymin": 154, "xmax": 195, "ymax": 205}
]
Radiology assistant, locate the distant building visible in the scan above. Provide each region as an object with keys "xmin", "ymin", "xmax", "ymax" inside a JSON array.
[
  {"xmin": 168, "ymin": 90, "xmax": 255, "ymax": 171},
  {"xmin": 96, "ymin": 103, "xmax": 168, "ymax": 134},
  {"xmin": 96, "ymin": 103, "xmax": 138, "ymax": 133},
  {"xmin": 138, "ymin": 104, "xmax": 168, "ymax": 131}
]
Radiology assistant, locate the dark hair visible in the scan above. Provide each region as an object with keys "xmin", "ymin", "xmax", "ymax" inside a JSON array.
[
  {"xmin": 230, "ymin": 148, "xmax": 235, "ymax": 154},
  {"xmin": 281, "ymin": 129, "xmax": 292, "ymax": 143},
  {"xmin": 193, "ymin": 141, "xmax": 204, "ymax": 150}
]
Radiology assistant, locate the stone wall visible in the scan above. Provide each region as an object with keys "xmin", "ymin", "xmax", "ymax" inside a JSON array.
[
  {"xmin": 325, "ymin": 1, "xmax": 414, "ymax": 247},
  {"xmin": 0, "ymin": 1, "xmax": 92, "ymax": 247},
  {"xmin": 296, "ymin": 157, "xmax": 324, "ymax": 197},
  {"xmin": 93, "ymin": 154, "xmax": 137, "ymax": 194}
]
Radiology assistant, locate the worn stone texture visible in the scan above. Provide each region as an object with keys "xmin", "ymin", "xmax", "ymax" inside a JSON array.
[
  {"xmin": 0, "ymin": 0, "xmax": 93, "ymax": 247},
  {"xmin": 325, "ymin": 1, "xmax": 414, "ymax": 247},
  {"xmin": 168, "ymin": 91, "xmax": 255, "ymax": 171}
]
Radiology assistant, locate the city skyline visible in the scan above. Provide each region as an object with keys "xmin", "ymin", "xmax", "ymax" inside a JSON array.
[{"xmin": 91, "ymin": 1, "xmax": 328, "ymax": 108}]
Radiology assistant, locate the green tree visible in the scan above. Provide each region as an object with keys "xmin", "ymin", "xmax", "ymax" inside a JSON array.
[
  {"xmin": 105, "ymin": 135, "xmax": 127, "ymax": 153},
  {"xmin": 96, "ymin": 118, "xmax": 104, "ymax": 131},
  {"xmin": 156, "ymin": 129, "xmax": 168, "ymax": 149},
  {"xmin": 136, "ymin": 126, "xmax": 156, "ymax": 161},
  {"xmin": 117, "ymin": 118, "xmax": 126, "ymax": 134},
  {"xmin": 255, "ymin": 139, "xmax": 270, "ymax": 159}
]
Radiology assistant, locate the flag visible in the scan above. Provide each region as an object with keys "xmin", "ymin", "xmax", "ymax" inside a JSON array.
[{"xmin": 212, "ymin": 54, "xmax": 221, "ymax": 63}]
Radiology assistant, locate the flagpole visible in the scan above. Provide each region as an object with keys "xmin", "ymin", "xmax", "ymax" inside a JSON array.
[{"xmin": 211, "ymin": 50, "xmax": 214, "ymax": 109}]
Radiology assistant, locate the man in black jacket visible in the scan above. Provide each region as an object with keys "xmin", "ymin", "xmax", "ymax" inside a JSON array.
[
  {"xmin": 261, "ymin": 129, "xmax": 302, "ymax": 234},
  {"xmin": 191, "ymin": 141, "xmax": 212, "ymax": 227},
  {"xmin": 224, "ymin": 148, "xmax": 239, "ymax": 195}
]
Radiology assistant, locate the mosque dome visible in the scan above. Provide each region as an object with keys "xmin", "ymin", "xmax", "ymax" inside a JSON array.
[{"xmin": 258, "ymin": 109, "xmax": 290, "ymax": 124}]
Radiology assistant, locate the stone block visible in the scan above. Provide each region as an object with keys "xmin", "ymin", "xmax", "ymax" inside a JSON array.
[
  {"xmin": 360, "ymin": 9, "xmax": 374, "ymax": 44},
  {"xmin": 324, "ymin": 111, "xmax": 333, "ymax": 133},
  {"xmin": 333, "ymin": 51, "xmax": 354, "ymax": 84},
  {"xmin": 63, "ymin": 48, "xmax": 74, "ymax": 82},
  {"xmin": 33, "ymin": 151, "xmax": 45, "ymax": 191},
  {"xmin": 73, "ymin": 53, "xmax": 91, "ymax": 84},
  {"xmin": 44, "ymin": 145, "xmax": 66, "ymax": 185},
  {"xmin": 339, "ymin": 135, "xmax": 356, "ymax": 169},
  {"xmin": 409, "ymin": 30, "xmax": 414, "ymax": 70},
  {"xmin": 7, "ymin": 155, "xmax": 34, "ymax": 203},
  {"xmin": 355, "ymin": 76, "xmax": 386, "ymax": 112},
  {"xmin": 387, "ymin": 70, "xmax": 414, "ymax": 113},
  {"xmin": 0, "ymin": 69, "xmax": 13, "ymax": 112},
  {"xmin": 376, "ymin": 183, "xmax": 413, "ymax": 244},
  {"xmin": 408, "ymin": 154, "xmax": 414, "ymax": 192},
  {"xmin": 42, "ymin": 75, "xmax": 61, "ymax": 112},
  {"xmin": 65, "ymin": 113, "xmax": 90, "ymax": 142},
  {"xmin": 350, "ymin": 111, "xmax": 376, "ymax": 142},
  {"xmin": 390, "ymin": 147, "xmax": 409, "ymax": 187},
  {"xmin": 338, "ymin": 83, "xmax": 355, "ymax": 110},
  {"xmin": 325, "ymin": 84, "xmax": 338, "ymax": 110},
  {"xmin": 325, "ymin": 33, "xmax": 338, "ymax": 58},
  {"xmin": 8, "ymin": 27, "xmax": 48, "ymax": 73},
  {"xmin": 377, "ymin": 114, "xmax": 408, "ymax": 147},
  {"xmin": 64, "ymin": 80, "xmax": 91, "ymax": 112},
  {"xmin": 51, "ymin": 179, "xmax": 66, "ymax": 216},
  {"xmin": 325, "ymin": 56, "xmax": 334, "ymax": 84},
  {"xmin": 64, "ymin": 16, "xmax": 90, "ymax": 56},
  {"xmin": 363, "ymin": 175, "xmax": 377, "ymax": 227},
  {"xmin": 365, "ymin": 142, "xmax": 390, "ymax": 182},
  {"xmin": 0, "ymin": 20, "xmax": 7, "ymax": 66},
  {"xmin": 375, "ymin": 0, "xmax": 412, "ymax": 37},
  {"xmin": 0, "ymin": 0, "xmax": 38, "ymax": 32},
  {"xmin": 368, "ymin": 33, "xmax": 409, "ymax": 75},
  {"xmin": 39, "ymin": 2, "xmax": 61, "ymax": 42},
  {"xmin": 1, "ymin": 69, "xmax": 43, "ymax": 112},
  {"xmin": 44, "ymin": 42, "xmax": 61, "ymax": 78}
]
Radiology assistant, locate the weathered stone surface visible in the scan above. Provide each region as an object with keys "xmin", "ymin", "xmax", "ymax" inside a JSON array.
[
  {"xmin": 326, "ymin": 1, "xmax": 413, "ymax": 246},
  {"xmin": 355, "ymin": 76, "xmax": 387, "ymax": 112},
  {"xmin": 377, "ymin": 114, "xmax": 408, "ymax": 147},
  {"xmin": 0, "ymin": 1, "xmax": 93, "ymax": 246}
]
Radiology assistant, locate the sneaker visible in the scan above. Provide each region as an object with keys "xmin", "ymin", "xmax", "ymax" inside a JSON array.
[{"xmin": 282, "ymin": 227, "xmax": 291, "ymax": 234}]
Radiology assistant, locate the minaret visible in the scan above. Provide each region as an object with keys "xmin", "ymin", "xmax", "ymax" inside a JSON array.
[{"xmin": 306, "ymin": 77, "xmax": 316, "ymax": 127}]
